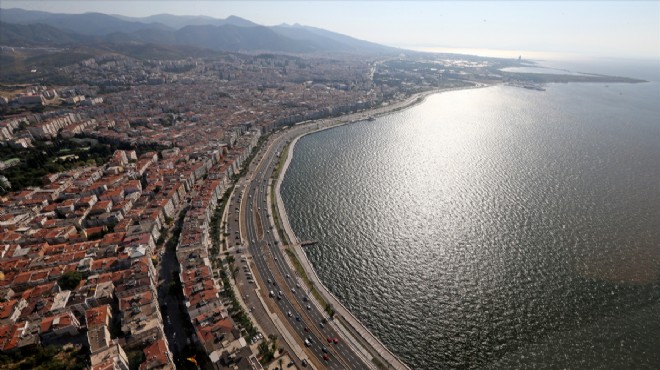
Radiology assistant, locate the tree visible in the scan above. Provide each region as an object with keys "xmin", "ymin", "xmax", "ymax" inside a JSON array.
[
  {"xmin": 325, "ymin": 303, "xmax": 335, "ymax": 318},
  {"xmin": 58, "ymin": 271, "xmax": 82, "ymax": 290},
  {"xmin": 127, "ymin": 350, "xmax": 145, "ymax": 370},
  {"xmin": 258, "ymin": 337, "xmax": 275, "ymax": 363},
  {"xmin": 269, "ymin": 334, "xmax": 278, "ymax": 353}
]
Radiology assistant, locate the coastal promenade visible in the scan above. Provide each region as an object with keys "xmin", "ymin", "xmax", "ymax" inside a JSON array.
[
  {"xmin": 270, "ymin": 86, "xmax": 482, "ymax": 369},
  {"xmin": 231, "ymin": 126, "xmax": 369, "ymax": 369},
  {"xmin": 274, "ymin": 134, "xmax": 408, "ymax": 370},
  {"xmin": 228, "ymin": 85, "xmax": 482, "ymax": 369}
]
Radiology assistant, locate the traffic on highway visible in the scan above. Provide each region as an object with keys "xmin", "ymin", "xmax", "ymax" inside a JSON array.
[{"xmin": 228, "ymin": 129, "xmax": 370, "ymax": 369}]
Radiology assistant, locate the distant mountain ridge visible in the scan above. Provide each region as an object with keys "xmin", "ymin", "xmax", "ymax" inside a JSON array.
[
  {"xmin": 0, "ymin": 21, "xmax": 91, "ymax": 46},
  {"xmin": 0, "ymin": 8, "xmax": 401, "ymax": 55},
  {"xmin": 111, "ymin": 13, "xmax": 260, "ymax": 29},
  {"xmin": 0, "ymin": 8, "xmax": 173, "ymax": 35}
]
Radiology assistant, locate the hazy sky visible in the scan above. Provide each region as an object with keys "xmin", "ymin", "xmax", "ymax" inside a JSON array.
[{"xmin": 3, "ymin": 1, "xmax": 659, "ymax": 60}]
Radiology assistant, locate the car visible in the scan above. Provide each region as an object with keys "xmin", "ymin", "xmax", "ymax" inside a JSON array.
[
  {"xmin": 301, "ymin": 359, "xmax": 308, "ymax": 367},
  {"xmin": 319, "ymin": 322, "xmax": 325, "ymax": 329},
  {"xmin": 306, "ymin": 305, "xmax": 311, "ymax": 310},
  {"xmin": 287, "ymin": 311, "xmax": 292, "ymax": 317},
  {"xmin": 303, "ymin": 327, "xmax": 309, "ymax": 332},
  {"xmin": 302, "ymin": 296, "xmax": 308, "ymax": 302},
  {"xmin": 327, "ymin": 337, "xmax": 332, "ymax": 343},
  {"xmin": 287, "ymin": 361, "xmax": 295, "ymax": 368},
  {"xmin": 304, "ymin": 339, "xmax": 311, "ymax": 347},
  {"xmin": 286, "ymin": 274, "xmax": 290, "ymax": 278},
  {"xmin": 267, "ymin": 278, "xmax": 272, "ymax": 284},
  {"xmin": 295, "ymin": 315, "xmax": 301, "ymax": 321},
  {"xmin": 322, "ymin": 347, "xmax": 328, "ymax": 353},
  {"xmin": 291, "ymin": 288, "xmax": 296, "ymax": 294},
  {"xmin": 333, "ymin": 338, "xmax": 339, "ymax": 344},
  {"xmin": 323, "ymin": 354, "xmax": 329, "ymax": 361}
]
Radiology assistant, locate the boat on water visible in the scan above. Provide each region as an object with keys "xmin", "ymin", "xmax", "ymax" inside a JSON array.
[{"xmin": 367, "ymin": 116, "xmax": 376, "ymax": 121}]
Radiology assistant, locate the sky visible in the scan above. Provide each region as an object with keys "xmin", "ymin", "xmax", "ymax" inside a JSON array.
[{"xmin": 2, "ymin": 1, "xmax": 659, "ymax": 60}]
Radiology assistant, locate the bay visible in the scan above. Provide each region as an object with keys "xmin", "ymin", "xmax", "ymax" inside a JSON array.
[{"xmin": 281, "ymin": 78, "xmax": 660, "ymax": 368}]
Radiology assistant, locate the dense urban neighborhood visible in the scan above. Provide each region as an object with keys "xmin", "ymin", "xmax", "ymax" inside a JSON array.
[{"xmin": 0, "ymin": 44, "xmax": 497, "ymax": 369}]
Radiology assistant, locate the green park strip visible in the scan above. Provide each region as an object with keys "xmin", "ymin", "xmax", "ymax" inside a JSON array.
[
  {"xmin": 268, "ymin": 141, "xmax": 291, "ymax": 246},
  {"xmin": 283, "ymin": 248, "xmax": 335, "ymax": 318}
]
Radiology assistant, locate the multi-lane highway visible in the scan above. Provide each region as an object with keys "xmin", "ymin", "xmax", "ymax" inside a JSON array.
[{"xmin": 229, "ymin": 128, "xmax": 371, "ymax": 369}]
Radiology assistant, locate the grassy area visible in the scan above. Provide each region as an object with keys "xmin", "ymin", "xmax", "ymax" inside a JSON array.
[
  {"xmin": 271, "ymin": 142, "xmax": 290, "ymax": 180},
  {"xmin": 372, "ymin": 357, "xmax": 388, "ymax": 370},
  {"xmin": 284, "ymin": 248, "xmax": 333, "ymax": 318},
  {"xmin": 269, "ymin": 141, "xmax": 291, "ymax": 245},
  {"xmin": 269, "ymin": 189, "xmax": 290, "ymax": 246}
]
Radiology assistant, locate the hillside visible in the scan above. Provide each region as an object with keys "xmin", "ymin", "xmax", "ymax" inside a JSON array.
[{"xmin": 0, "ymin": 8, "xmax": 399, "ymax": 55}]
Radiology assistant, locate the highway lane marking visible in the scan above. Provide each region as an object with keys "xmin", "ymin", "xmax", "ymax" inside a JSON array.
[{"xmin": 237, "ymin": 128, "xmax": 372, "ymax": 370}]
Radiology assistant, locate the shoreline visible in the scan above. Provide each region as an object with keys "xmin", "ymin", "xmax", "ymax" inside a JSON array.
[{"xmin": 273, "ymin": 84, "xmax": 486, "ymax": 369}]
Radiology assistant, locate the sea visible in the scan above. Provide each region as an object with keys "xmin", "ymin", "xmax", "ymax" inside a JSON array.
[{"xmin": 280, "ymin": 58, "xmax": 660, "ymax": 369}]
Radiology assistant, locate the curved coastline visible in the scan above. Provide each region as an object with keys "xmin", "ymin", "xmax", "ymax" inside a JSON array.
[{"xmin": 273, "ymin": 85, "xmax": 485, "ymax": 369}]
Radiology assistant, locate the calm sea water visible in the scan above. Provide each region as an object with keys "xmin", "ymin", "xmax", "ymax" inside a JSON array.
[{"xmin": 281, "ymin": 63, "xmax": 660, "ymax": 369}]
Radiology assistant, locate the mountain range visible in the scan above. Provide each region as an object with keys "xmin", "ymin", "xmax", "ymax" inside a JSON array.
[{"xmin": 0, "ymin": 8, "xmax": 401, "ymax": 55}]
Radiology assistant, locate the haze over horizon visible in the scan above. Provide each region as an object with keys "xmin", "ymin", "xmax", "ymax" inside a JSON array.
[{"xmin": 2, "ymin": 0, "xmax": 659, "ymax": 61}]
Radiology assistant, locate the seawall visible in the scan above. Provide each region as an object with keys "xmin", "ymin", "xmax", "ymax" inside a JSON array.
[{"xmin": 271, "ymin": 85, "xmax": 486, "ymax": 369}]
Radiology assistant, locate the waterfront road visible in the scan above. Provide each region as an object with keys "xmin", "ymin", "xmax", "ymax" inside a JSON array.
[
  {"xmin": 229, "ymin": 126, "xmax": 373, "ymax": 370},
  {"xmin": 224, "ymin": 91, "xmax": 450, "ymax": 369}
]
